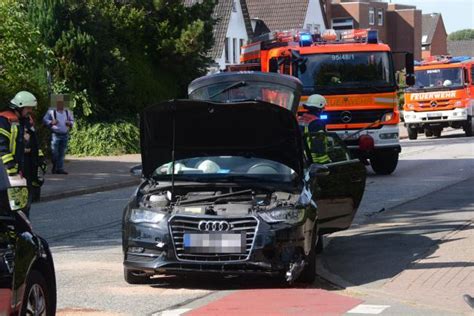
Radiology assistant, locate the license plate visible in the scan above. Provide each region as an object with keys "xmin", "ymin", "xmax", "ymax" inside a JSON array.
[
  {"xmin": 426, "ymin": 112, "xmax": 442, "ymax": 118},
  {"xmin": 183, "ymin": 233, "xmax": 245, "ymax": 254}
]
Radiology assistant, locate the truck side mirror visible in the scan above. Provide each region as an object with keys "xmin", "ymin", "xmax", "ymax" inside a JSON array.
[
  {"xmin": 405, "ymin": 53, "xmax": 415, "ymax": 86},
  {"xmin": 269, "ymin": 58, "xmax": 278, "ymax": 73}
]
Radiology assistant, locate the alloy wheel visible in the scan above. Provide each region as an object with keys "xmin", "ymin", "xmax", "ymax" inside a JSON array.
[{"xmin": 25, "ymin": 283, "xmax": 47, "ymax": 316}]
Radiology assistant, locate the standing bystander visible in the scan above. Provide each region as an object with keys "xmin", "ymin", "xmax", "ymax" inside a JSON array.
[{"xmin": 42, "ymin": 95, "xmax": 74, "ymax": 174}]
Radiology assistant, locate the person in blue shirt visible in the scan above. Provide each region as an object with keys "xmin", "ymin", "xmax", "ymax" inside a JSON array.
[{"xmin": 43, "ymin": 97, "xmax": 74, "ymax": 174}]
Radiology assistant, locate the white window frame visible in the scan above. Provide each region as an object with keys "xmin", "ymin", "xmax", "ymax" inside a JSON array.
[
  {"xmin": 369, "ymin": 8, "xmax": 375, "ymax": 26},
  {"xmin": 377, "ymin": 9, "xmax": 384, "ymax": 26},
  {"xmin": 233, "ymin": 38, "xmax": 238, "ymax": 63}
]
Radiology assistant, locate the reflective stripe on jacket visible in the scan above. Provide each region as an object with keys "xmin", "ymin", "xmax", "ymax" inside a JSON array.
[
  {"xmin": 304, "ymin": 126, "xmax": 331, "ymax": 164},
  {"xmin": 0, "ymin": 111, "xmax": 23, "ymax": 175}
]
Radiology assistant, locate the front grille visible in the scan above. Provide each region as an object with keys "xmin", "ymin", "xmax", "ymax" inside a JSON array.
[
  {"xmin": 326, "ymin": 109, "xmax": 389, "ymax": 125},
  {"xmin": 169, "ymin": 216, "xmax": 258, "ymax": 263}
]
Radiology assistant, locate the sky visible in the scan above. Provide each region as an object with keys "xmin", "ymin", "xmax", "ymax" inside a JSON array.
[{"xmin": 392, "ymin": 0, "xmax": 474, "ymax": 33}]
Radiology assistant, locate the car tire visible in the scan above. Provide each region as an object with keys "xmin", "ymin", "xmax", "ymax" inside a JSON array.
[
  {"xmin": 370, "ymin": 151, "xmax": 399, "ymax": 175},
  {"xmin": 424, "ymin": 129, "xmax": 433, "ymax": 137},
  {"xmin": 124, "ymin": 268, "xmax": 150, "ymax": 285},
  {"xmin": 464, "ymin": 116, "xmax": 473, "ymax": 137},
  {"xmin": 297, "ymin": 232, "xmax": 318, "ymax": 284},
  {"xmin": 407, "ymin": 126, "xmax": 418, "ymax": 140},
  {"xmin": 433, "ymin": 128, "xmax": 442, "ymax": 138},
  {"xmin": 20, "ymin": 270, "xmax": 55, "ymax": 316}
]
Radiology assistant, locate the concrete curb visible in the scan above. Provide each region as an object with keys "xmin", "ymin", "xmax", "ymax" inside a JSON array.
[{"xmin": 38, "ymin": 178, "xmax": 141, "ymax": 203}]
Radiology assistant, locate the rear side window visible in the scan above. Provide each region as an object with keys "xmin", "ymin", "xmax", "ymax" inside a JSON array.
[{"xmin": 471, "ymin": 66, "xmax": 474, "ymax": 85}]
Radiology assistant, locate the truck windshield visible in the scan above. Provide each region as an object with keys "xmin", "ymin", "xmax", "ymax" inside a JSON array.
[
  {"xmin": 297, "ymin": 52, "xmax": 395, "ymax": 94},
  {"xmin": 414, "ymin": 67, "xmax": 463, "ymax": 89}
]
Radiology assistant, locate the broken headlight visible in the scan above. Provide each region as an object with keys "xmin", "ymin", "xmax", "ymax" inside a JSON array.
[
  {"xmin": 259, "ymin": 208, "xmax": 305, "ymax": 224},
  {"xmin": 130, "ymin": 208, "xmax": 166, "ymax": 224}
]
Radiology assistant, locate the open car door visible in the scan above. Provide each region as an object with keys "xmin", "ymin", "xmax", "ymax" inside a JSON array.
[{"xmin": 310, "ymin": 132, "xmax": 366, "ymax": 234}]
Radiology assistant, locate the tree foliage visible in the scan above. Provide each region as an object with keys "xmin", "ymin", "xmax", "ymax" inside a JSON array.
[
  {"xmin": 448, "ymin": 29, "xmax": 474, "ymax": 41},
  {"xmin": 24, "ymin": 0, "xmax": 216, "ymax": 120}
]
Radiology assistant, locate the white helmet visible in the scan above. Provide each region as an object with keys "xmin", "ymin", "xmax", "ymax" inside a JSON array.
[
  {"xmin": 197, "ymin": 160, "xmax": 220, "ymax": 173},
  {"xmin": 443, "ymin": 80, "xmax": 452, "ymax": 87},
  {"xmin": 10, "ymin": 91, "xmax": 37, "ymax": 109},
  {"xmin": 304, "ymin": 94, "xmax": 327, "ymax": 110}
]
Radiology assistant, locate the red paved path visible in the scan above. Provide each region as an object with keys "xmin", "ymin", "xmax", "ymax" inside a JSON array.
[{"xmin": 186, "ymin": 289, "xmax": 363, "ymax": 316}]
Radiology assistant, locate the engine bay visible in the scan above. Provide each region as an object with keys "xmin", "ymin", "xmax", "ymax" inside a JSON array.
[{"xmin": 138, "ymin": 185, "xmax": 300, "ymax": 216}]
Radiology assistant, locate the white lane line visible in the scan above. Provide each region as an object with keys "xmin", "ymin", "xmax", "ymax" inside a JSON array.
[
  {"xmin": 347, "ymin": 304, "xmax": 390, "ymax": 314},
  {"xmin": 154, "ymin": 308, "xmax": 191, "ymax": 316}
]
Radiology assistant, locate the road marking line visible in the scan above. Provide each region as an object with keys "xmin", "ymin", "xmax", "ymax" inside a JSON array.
[
  {"xmin": 347, "ymin": 304, "xmax": 390, "ymax": 314},
  {"xmin": 155, "ymin": 308, "xmax": 191, "ymax": 316}
]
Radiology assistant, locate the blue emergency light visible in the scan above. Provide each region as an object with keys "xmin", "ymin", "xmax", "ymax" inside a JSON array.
[
  {"xmin": 367, "ymin": 30, "xmax": 378, "ymax": 44},
  {"xmin": 320, "ymin": 114, "xmax": 328, "ymax": 120},
  {"xmin": 300, "ymin": 33, "xmax": 313, "ymax": 47}
]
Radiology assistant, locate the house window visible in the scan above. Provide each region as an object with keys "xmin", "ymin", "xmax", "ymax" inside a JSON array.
[
  {"xmin": 377, "ymin": 9, "xmax": 384, "ymax": 26},
  {"xmin": 332, "ymin": 18, "xmax": 354, "ymax": 30},
  {"xmin": 232, "ymin": 0, "xmax": 237, "ymax": 12},
  {"xmin": 369, "ymin": 8, "xmax": 375, "ymax": 26},
  {"xmin": 239, "ymin": 39, "xmax": 245, "ymax": 56},
  {"xmin": 233, "ymin": 38, "xmax": 238, "ymax": 63},
  {"xmin": 225, "ymin": 37, "xmax": 230, "ymax": 63},
  {"xmin": 306, "ymin": 24, "xmax": 313, "ymax": 32},
  {"xmin": 314, "ymin": 24, "xmax": 321, "ymax": 33}
]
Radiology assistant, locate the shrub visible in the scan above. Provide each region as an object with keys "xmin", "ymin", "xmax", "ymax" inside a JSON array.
[{"xmin": 68, "ymin": 120, "xmax": 139, "ymax": 156}]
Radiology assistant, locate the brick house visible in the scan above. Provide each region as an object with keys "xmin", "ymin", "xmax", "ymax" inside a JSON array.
[
  {"xmin": 448, "ymin": 40, "xmax": 474, "ymax": 58},
  {"xmin": 327, "ymin": 0, "xmax": 422, "ymax": 70},
  {"xmin": 421, "ymin": 13, "xmax": 448, "ymax": 59}
]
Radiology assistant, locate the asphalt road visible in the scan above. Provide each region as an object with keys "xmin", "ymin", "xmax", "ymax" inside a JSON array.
[{"xmin": 29, "ymin": 129, "xmax": 473, "ymax": 315}]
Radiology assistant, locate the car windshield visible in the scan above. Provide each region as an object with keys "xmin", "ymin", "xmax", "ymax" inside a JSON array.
[
  {"xmin": 153, "ymin": 156, "xmax": 297, "ymax": 183},
  {"xmin": 189, "ymin": 81, "xmax": 297, "ymax": 112},
  {"xmin": 297, "ymin": 52, "xmax": 395, "ymax": 93},
  {"xmin": 414, "ymin": 67, "xmax": 463, "ymax": 89}
]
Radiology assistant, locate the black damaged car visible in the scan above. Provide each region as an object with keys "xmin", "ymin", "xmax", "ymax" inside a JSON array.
[
  {"xmin": 122, "ymin": 72, "xmax": 366, "ymax": 284},
  {"xmin": 0, "ymin": 161, "xmax": 56, "ymax": 315}
]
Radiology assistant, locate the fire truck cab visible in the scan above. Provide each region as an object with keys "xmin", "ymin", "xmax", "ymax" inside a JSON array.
[
  {"xmin": 233, "ymin": 29, "xmax": 415, "ymax": 175},
  {"xmin": 403, "ymin": 56, "xmax": 474, "ymax": 139}
]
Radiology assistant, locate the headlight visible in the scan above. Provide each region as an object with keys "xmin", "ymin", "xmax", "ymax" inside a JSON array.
[
  {"xmin": 382, "ymin": 112, "xmax": 394, "ymax": 122},
  {"xmin": 260, "ymin": 208, "xmax": 305, "ymax": 224},
  {"xmin": 130, "ymin": 208, "xmax": 166, "ymax": 224},
  {"xmin": 406, "ymin": 104, "xmax": 415, "ymax": 110},
  {"xmin": 454, "ymin": 101, "xmax": 463, "ymax": 107}
]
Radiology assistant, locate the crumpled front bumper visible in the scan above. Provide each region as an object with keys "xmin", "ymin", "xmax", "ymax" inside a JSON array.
[{"xmin": 123, "ymin": 219, "xmax": 311, "ymax": 276}]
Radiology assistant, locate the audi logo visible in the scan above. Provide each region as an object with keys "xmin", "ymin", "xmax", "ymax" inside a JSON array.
[
  {"xmin": 341, "ymin": 111, "xmax": 352, "ymax": 123},
  {"xmin": 198, "ymin": 220, "xmax": 231, "ymax": 232}
]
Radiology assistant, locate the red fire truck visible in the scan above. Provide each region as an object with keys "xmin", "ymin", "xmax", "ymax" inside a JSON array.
[{"xmin": 229, "ymin": 29, "xmax": 415, "ymax": 175}]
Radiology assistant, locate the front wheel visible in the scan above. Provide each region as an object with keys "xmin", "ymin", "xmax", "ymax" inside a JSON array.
[
  {"xmin": 407, "ymin": 126, "xmax": 418, "ymax": 140},
  {"xmin": 21, "ymin": 270, "xmax": 55, "ymax": 316},
  {"xmin": 464, "ymin": 116, "xmax": 473, "ymax": 137},
  {"xmin": 370, "ymin": 151, "xmax": 399, "ymax": 175},
  {"xmin": 433, "ymin": 128, "xmax": 442, "ymax": 138},
  {"xmin": 297, "ymin": 232, "xmax": 318, "ymax": 284},
  {"xmin": 424, "ymin": 129, "xmax": 434, "ymax": 137}
]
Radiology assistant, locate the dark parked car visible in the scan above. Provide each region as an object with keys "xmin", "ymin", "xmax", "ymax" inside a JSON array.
[
  {"xmin": 122, "ymin": 72, "xmax": 366, "ymax": 284},
  {"xmin": 0, "ymin": 162, "xmax": 56, "ymax": 315}
]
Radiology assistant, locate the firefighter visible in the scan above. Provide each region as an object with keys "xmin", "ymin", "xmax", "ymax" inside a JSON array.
[
  {"xmin": 297, "ymin": 94, "xmax": 331, "ymax": 164},
  {"xmin": 24, "ymin": 116, "xmax": 47, "ymax": 202},
  {"xmin": 0, "ymin": 91, "xmax": 38, "ymax": 215}
]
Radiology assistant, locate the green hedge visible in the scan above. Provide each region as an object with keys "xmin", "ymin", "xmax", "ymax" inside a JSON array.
[{"xmin": 68, "ymin": 120, "xmax": 139, "ymax": 156}]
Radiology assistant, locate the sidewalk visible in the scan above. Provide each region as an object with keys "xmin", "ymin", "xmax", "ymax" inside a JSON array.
[
  {"xmin": 319, "ymin": 177, "xmax": 474, "ymax": 315},
  {"xmin": 40, "ymin": 154, "xmax": 141, "ymax": 202}
]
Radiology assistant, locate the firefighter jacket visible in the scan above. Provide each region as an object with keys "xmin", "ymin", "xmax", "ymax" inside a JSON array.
[
  {"xmin": 0, "ymin": 110, "xmax": 26, "ymax": 176},
  {"xmin": 24, "ymin": 117, "xmax": 46, "ymax": 188},
  {"xmin": 297, "ymin": 112, "xmax": 331, "ymax": 164}
]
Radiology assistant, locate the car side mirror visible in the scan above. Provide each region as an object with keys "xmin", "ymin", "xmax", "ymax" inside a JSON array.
[
  {"xmin": 130, "ymin": 165, "xmax": 143, "ymax": 177},
  {"xmin": 308, "ymin": 164, "xmax": 330, "ymax": 178}
]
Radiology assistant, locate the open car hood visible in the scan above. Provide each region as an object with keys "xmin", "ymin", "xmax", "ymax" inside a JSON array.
[{"xmin": 140, "ymin": 99, "xmax": 304, "ymax": 178}]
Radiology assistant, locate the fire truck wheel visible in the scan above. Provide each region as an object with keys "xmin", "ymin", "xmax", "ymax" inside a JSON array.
[
  {"xmin": 407, "ymin": 126, "xmax": 418, "ymax": 140},
  {"xmin": 433, "ymin": 128, "xmax": 442, "ymax": 138},
  {"xmin": 464, "ymin": 117, "xmax": 473, "ymax": 137},
  {"xmin": 424, "ymin": 129, "xmax": 433, "ymax": 137},
  {"xmin": 370, "ymin": 152, "xmax": 399, "ymax": 175}
]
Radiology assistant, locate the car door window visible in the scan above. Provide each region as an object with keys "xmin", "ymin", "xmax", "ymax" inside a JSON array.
[{"xmin": 325, "ymin": 133, "xmax": 352, "ymax": 162}]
